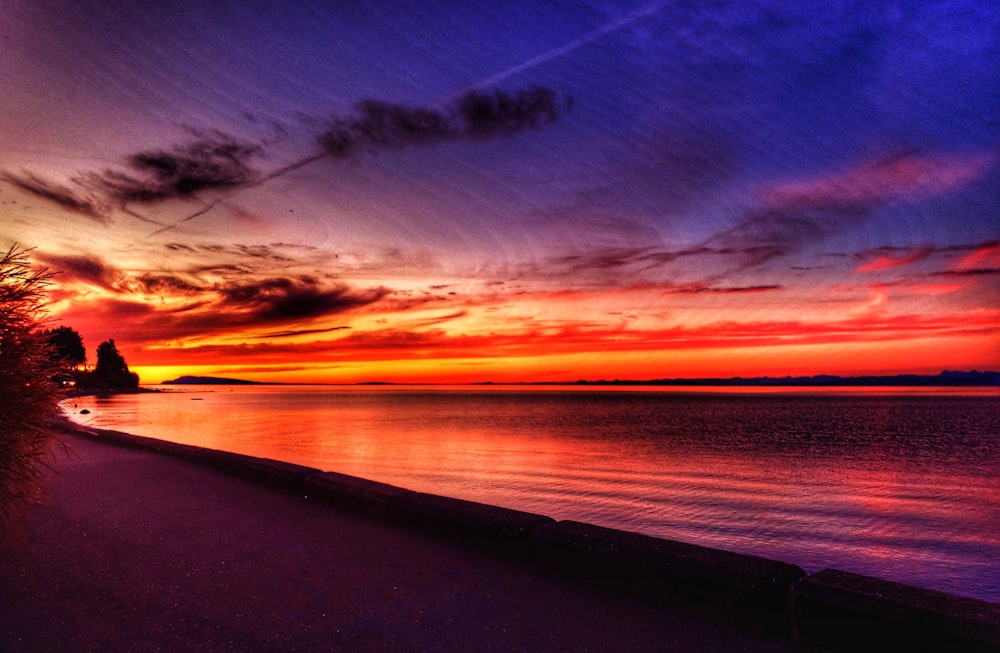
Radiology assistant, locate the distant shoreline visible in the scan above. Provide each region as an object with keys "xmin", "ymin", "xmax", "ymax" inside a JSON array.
[{"xmin": 160, "ymin": 370, "xmax": 999, "ymax": 388}]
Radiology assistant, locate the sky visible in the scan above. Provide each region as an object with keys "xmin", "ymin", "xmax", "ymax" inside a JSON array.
[{"xmin": 1, "ymin": 0, "xmax": 998, "ymax": 384}]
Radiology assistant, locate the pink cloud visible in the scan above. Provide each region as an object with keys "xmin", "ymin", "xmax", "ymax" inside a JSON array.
[
  {"xmin": 856, "ymin": 246, "xmax": 933, "ymax": 272},
  {"xmin": 764, "ymin": 151, "xmax": 997, "ymax": 210},
  {"xmin": 955, "ymin": 240, "xmax": 1000, "ymax": 272}
]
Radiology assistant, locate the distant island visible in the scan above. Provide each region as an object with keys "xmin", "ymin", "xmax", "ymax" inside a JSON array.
[{"xmin": 161, "ymin": 376, "xmax": 268, "ymax": 385}]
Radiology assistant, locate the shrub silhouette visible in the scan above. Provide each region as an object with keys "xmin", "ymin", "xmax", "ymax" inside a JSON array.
[{"xmin": 0, "ymin": 245, "xmax": 62, "ymax": 520}]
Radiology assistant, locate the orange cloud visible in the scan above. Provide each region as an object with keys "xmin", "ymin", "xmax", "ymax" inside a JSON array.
[{"xmin": 125, "ymin": 309, "xmax": 1000, "ymax": 369}]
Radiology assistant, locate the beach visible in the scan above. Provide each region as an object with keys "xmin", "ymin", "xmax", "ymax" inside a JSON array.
[
  {"xmin": 4, "ymin": 422, "xmax": 998, "ymax": 652},
  {"xmin": 1, "ymin": 425, "xmax": 795, "ymax": 652}
]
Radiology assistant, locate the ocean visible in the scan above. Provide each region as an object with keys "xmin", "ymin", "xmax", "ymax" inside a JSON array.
[{"xmin": 67, "ymin": 385, "xmax": 1000, "ymax": 603}]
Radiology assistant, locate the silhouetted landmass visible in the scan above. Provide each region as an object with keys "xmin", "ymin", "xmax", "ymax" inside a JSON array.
[
  {"xmin": 74, "ymin": 339, "xmax": 140, "ymax": 392},
  {"xmin": 563, "ymin": 370, "xmax": 1000, "ymax": 387},
  {"xmin": 160, "ymin": 371, "xmax": 998, "ymax": 387},
  {"xmin": 162, "ymin": 376, "xmax": 266, "ymax": 385}
]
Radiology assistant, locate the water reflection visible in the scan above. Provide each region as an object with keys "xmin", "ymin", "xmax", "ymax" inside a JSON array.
[{"xmin": 71, "ymin": 386, "xmax": 1000, "ymax": 601}]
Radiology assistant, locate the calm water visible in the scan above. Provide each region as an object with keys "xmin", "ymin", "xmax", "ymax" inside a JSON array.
[{"xmin": 67, "ymin": 385, "xmax": 1000, "ymax": 602}]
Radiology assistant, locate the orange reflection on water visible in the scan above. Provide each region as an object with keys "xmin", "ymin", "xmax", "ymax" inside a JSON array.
[{"xmin": 71, "ymin": 386, "xmax": 1000, "ymax": 601}]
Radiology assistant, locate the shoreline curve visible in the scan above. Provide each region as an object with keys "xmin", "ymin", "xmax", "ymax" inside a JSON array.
[{"xmin": 55, "ymin": 420, "xmax": 1000, "ymax": 650}]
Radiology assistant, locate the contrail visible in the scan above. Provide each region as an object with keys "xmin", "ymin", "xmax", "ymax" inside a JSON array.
[
  {"xmin": 148, "ymin": 1, "xmax": 666, "ymax": 237},
  {"xmin": 452, "ymin": 0, "xmax": 667, "ymax": 97}
]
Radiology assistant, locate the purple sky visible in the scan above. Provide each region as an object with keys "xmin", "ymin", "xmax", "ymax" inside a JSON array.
[{"xmin": 2, "ymin": 0, "xmax": 997, "ymax": 382}]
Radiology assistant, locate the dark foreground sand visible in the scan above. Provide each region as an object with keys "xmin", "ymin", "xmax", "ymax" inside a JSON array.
[{"xmin": 1, "ymin": 430, "xmax": 794, "ymax": 652}]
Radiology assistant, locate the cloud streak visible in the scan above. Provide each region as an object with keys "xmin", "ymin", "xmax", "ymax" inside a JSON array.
[
  {"xmin": 317, "ymin": 87, "xmax": 569, "ymax": 158},
  {"xmin": 253, "ymin": 326, "xmax": 351, "ymax": 339},
  {"xmin": 702, "ymin": 152, "xmax": 996, "ymax": 272},
  {"xmin": 668, "ymin": 283, "xmax": 782, "ymax": 295},
  {"xmin": 954, "ymin": 240, "xmax": 1000, "ymax": 272},
  {"xmin": 89, "ymin": 135, "xmax": 261, "ymax": 204},
  {"xmin": 2, "ymin": 173, "xmax": 111, "ymax": 222},
  {"xmin": 124, "ymin": 308, "xmax": 1000, "ymax": 368},
  {"xmin": 216, "ymin": 276, "xmax": 388, "ymax": 323},
  {"xmin": 3, "ymin": 134, "xmax": 261, "ymax": 223},
  {"xmin": 538, "ymin": 150, "xmax": 998, "ymax": 288},
  {"xmin": 35, "ymin": 252, "xmax": 123, "ymax": 291},
  {"xmin": 762, "ymin": 151, "xmax": 998, "ymax": 210},
  {"xmin": 42, "ymin": 250, "xmax": 390, "ymax": 344},
  {"xmin": 856, "ymin": 246, "xmax": 934, "ymax": 272},
  {"xmin": 3, "ymin": 85, "xmax": 568, "ymax": 233}
]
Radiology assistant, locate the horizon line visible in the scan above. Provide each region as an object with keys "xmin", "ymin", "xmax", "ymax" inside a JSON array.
[{"xmin": 155, "ymin": 370, "xmax": 1000, "ymax": 388}]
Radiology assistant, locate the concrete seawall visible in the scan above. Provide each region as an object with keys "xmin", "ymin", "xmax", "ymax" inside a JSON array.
[{"xmin": 63, "ymin": 422, "xmax": 1000, "ymax": 651}]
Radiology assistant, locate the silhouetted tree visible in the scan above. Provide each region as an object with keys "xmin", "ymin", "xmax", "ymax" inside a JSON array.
[
  {"xmin": 45, "ymin": 326, "xmax": 86, "ymax": 370},
  {"xmin": 96, "ymin": 339, "xmax": 126, "ymax": 376},
  {"xmin": 88, "ymin": 339, "xmax": 139, "ymax": 390}
]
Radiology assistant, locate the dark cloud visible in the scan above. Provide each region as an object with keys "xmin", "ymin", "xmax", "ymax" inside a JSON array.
[
  {"xmin": 164, "ymin": 242, "xmax": 197, "ymax": 253},
  {"xmin": 177, "ymin": 242, "xmax": 297, "ymax": 263},
  {"xmin": 545, "ymin": 242, "xmax": 793, "ymax": 280},
  {"xmin": 410, "ymin": 310, "xmax": 468, "ymax": 327},
  {"xmin": 457, "ymin": 87, "xmax": 566, "ymax": 138},
  {"xmin": 318, "ymin": 102, "xmax": 452, "ymax": 157},
  {"xmin": 668, "ymin": 284, "xmax": 783, "ymax": 295},
  {"xmin": 41, "ymin": 248, "xmax": 389, "ymax": 342},
  {"xmin": 551, "ymin": 248, "xmax": 652, "ymax": 272},
  {"xmin": 700, "ymin": 207, "xmax": 849, "ymax": 272},
  {"xmin": 162, "ymin": 241, "xmax": 318, "ymax": 274},
  {"xmin": 1, "ymin": 172, "xmax": 110, "ymax": 221},
  {"xmin": 36, "ymin": 252, "xmax": 121, "ymax": 290},
  {"xmin": 253, "ymin": 326, "xmax": 352, "ymax": 339},
  {"xmin": 943, "ymin": 239, "xmax": 999, "ymax": 254},
  {"xmin": 190, "ymin": 263, "xmax": 251, "ymax": 275},
  {"xmin": 217, "ymin": 276, "xmax": 388, "ymax": 323},
  {"xmin": 931, "ymin": 267, "xmax": 1000, "ymax": 277},
  {"xmin": 131, "ymin": 273, "xmax": 204, "ymax": 296},
  {"xmin": 234, "ymin": 245, "xmax": 292, "ymax": 261},
  {"xmin": 88, "ymin": 135, "xmax": 261, "ymax": 204},
  {"xmin": 39, "ymin": 253, "xmax": 212, "ymax": 298},
  {"xmin": 6, "ymin": 87, "xmax": 566, "ymax": 233},
  {"xmin": 2, "ymin": 135, "xmax": 260, "ymax": 222},
  {"xmin": 711, "ymin": 211, "xmax": 829, "ymax": 249},
  {"xmin": 317, "ymin": 86, "xmax": 569, "ymax": 158}
]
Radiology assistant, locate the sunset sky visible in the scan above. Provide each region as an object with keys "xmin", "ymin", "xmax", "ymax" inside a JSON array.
[{"xmin": 2, "ymin": 0, "xmax": 998, "ymax": 384}]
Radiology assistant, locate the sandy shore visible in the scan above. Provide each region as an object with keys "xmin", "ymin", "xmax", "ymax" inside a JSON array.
[{"xmin": 0, "ymin": 427, "xmax": 794, "ymax": 652}]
